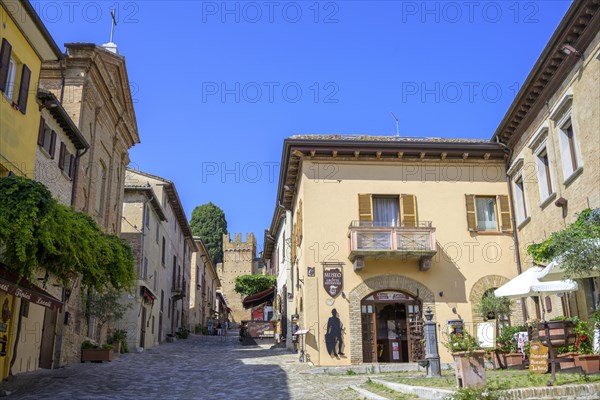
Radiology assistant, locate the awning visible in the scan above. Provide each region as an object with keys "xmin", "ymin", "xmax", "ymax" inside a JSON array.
[
  {"xmin": 242, "ymin": 287, "xmax": 275, "ymax": 309},
  {"xmin": 0, "ymin": 267, "xmax": 63, "ymax": 311},
  {"xmin": 537, "ymin": 239, "xmax": 600, "ymax": 282},
  {"xmin": 140, "ymin": 286, "xmax": 156, "ymax": 304},
  {"xmin": 494, "ymin": 267, "xmax": 578, "ymax": 299}
]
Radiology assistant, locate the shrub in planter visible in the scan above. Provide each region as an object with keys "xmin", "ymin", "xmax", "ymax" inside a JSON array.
[
  {"xmin": 81, "ymin": 339, "xmax": 113, "ymax": 362},
  {"xmin": 444, "ymin": 331, "xmax": 487, "ymax": 388},
  {"xmin": 494, "ymin": 325, "xmax": 527, "ymax": 369},
  {"xmin": 108, "ymin": 329, "xmax": 128, "ymax": 354}
]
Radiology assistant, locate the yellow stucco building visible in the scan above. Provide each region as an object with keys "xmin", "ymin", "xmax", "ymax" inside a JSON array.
[
  {"xmin": 0, "ymin": 0, "xmax": 64, "ymax": 381},
  {"xmin": 266, "ymin": 136, "xmax": 524, "ymax": 366},
  {"xmin": 0, "ymin": 0, "xmax": 62, "ymax": 177}
]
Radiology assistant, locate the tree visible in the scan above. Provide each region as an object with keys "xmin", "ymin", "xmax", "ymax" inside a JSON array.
[
  {"xmin": 234, "ymin": 275, "xmax": 276, "ymax": 296},
  {"xmin": 86, "ymin": 290, "xmax": 130, "ymax": 341},
  {"xmin": 528, "ymin": 208, "xmax": 600, "ymax": 278},
  {"xmin": 189, "ymin": 202, "xmax": 228, "ymax": 265}
]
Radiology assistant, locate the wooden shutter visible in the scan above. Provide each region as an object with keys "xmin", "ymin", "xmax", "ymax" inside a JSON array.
[
  {"xmin": 465, "ymin": 194, "xmax": 477, "ymax": 231},
  {"xmin": 49, "ymin": 131, "xmax": 57, "ymax": 158},
  {"xmin": 58, "ymin": 142, "xmax": 66, "ymax": 170},
  {"xmin": 37, "ymin": 117, "xmax": 45, "ymax": 146},
  {"xmin": 401, "ymin": 194, "xmax": 417, "ymax": 227},
  {"xmin": 358, "ymin": 194, "xmax": 372, "ymax": 222},
  {"xmin": 291, "ymin": 228, "xmax": 297, "ymax": 262},
  {"xmin": 297, "ymin": 200, "xmax": 303, "ymax": 244},
  {"xmin": 69, "ymin": 155, "xmax": 75, "ymax": 179},
  {"xmin": 17, "ymin": 64, "xmax": 31, "ymax": 114},
  {"xmin": 497, "ymin": 195, "xmax": 512, "ymax": 232},
  {"xmin": 0, "ymin": 39, "xmax": 11, "ymax": 93}
]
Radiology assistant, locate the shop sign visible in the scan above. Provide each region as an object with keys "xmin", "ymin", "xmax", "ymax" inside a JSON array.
[
  {"xmin": 323, "ymin": 267, "xmax": 343, "ymax": 297},
  {"xmin": 529, "ymin": 341, "xmax": 549, "ymax": 374}
]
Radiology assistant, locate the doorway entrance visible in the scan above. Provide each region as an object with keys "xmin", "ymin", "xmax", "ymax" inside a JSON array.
[{"xmin": 361, "ymin": 291, "xmax": 423, "ymax": 363}]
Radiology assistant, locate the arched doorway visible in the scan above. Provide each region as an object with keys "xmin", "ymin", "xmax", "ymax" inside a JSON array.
[{"xmin": 361, "ymin": 290, "xmax": 422, "ymax": 363}]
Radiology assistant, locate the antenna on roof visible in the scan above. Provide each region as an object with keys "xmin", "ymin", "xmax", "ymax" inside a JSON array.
[{"xmin": 391, "ymin": 112, "xmax": 399, "ymax": 136}]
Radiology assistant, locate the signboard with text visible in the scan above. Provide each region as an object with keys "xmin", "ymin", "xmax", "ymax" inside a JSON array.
[
  {"xmin": 529, "ymin": 341, "xmax": 549, "ymax": 374},
  {"xmin": 323, "ymin": 267, "xmax": 343, "ymax": 297}
]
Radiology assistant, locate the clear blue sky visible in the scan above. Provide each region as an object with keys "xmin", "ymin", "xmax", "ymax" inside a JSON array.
[{"xmin": 40, "ymin": 0, "xmax": 571, "ymax": 253}]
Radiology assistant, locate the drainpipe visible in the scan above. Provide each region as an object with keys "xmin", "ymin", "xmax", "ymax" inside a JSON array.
[
  {"xmin": 496, "ymin": 137, "xmax": 528, "ymax": 321},
  {"xmin": 59, "ymin": 57, "xmax": 66, "ymax": 103},
  {"xmin": 71, "ymin": 146, "xmax": 88, "ymax": 207}
]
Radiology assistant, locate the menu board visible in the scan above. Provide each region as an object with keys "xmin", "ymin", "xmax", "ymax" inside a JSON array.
[{"xmin": 529, "ymin": 341, "xmax": 549, "ymax": 374}]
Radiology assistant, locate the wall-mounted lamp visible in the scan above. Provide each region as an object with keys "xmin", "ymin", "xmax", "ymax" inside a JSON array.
[
  {"xmin": 561, "ymin": 43, "xmax": 581, "ymax": 58},
  {"xmin": 438, "ymin": 291, "xmax": 443, "ymax": 298}
]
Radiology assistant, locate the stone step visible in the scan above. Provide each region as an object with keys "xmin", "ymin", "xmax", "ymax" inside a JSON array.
[
  {"xmin": 350, "ymin": 385, "xmax": 389, "ymax": 400},
  {"xmin": 370, "ymin": 378, "xmax": 454, "ymax": 400}
]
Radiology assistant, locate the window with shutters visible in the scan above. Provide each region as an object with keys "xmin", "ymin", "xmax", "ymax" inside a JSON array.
[
  {"xmin": 37, "ymin": 118, "xmax": 57, "ymax": 158},
  {"xmin": 357, "ymin": 194, "xmax": 418, "ymax": 227},
  {"xmin": 0, "ymin": 39, "xmax": 31, "ymax": 114},
  {"xmin": 58, "ymin": 142, "xmax": 75, "ymax": 180},
  {"xmin": 465, "ymin": 194, "xmax": 512, "ymax": 232},
  {"xmin": 161, "ymin": 237, "xmax": 166, "ymax": 266}
]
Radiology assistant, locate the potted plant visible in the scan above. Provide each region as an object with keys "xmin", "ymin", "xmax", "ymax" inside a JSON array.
[
  {"xmin": 444, "ymin": 331, "xmax": 487, "ymax": 388},
  {"xmin": 494, "ymin": 325, "xmax": 527, "ymax": 369},
  {"xmin": 572, "ymin": 319, "xmax": 599, "ymax": 373},
  {"xmin": 548, "ymin": 317, "xmax": 581, "ymax": 370},
  {"xmin": 81, "ymin": 339, "xmax": 113, "ymax": 362},
  {"xmin": 108, "ymin": 329, "xmax": 128, "ymax": 354}
]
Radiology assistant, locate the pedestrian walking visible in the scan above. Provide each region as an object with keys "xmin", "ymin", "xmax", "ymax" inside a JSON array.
[{"xmin": 217, "ymin": 322, "xmax": 223, "ymax": 336}]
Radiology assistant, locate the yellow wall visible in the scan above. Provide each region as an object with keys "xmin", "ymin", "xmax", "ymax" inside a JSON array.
[
  {"xmin": 294, "ymin": 160, "xmax": 521, "ymax": 365},
  {"xmin": 0, "ymin": 3, "xmax": 43, "ymax": 177}
]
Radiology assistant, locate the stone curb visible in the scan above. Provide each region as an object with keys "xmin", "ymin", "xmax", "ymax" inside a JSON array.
[
  {"xmin": 499, "ymin": 382, "xmax": 600, "ymax": 399},
  {"xmin": 350, "ymin": 385, "xmax": 388, "ymax": 400},
  {"xmin": 301, "ymin": 363, "xmax": 454, "ymax": 375},
  {"xmin": 371, "ymin": 379, "xmax": 454, "ymax": 400}
]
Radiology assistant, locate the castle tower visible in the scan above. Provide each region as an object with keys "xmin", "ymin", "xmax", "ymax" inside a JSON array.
[{"xmin": 219, "ymin": 233, "xmax": 256, "ymax": 325}]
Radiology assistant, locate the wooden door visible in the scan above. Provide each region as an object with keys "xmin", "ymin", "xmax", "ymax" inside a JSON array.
[
  {"xmin": 361, "ymin": 303, "xmax": 376, "ymax": 362},
  {"xmin": 39, "ymin": 308, "xmax": 57, "ymax": 368},
  {"xmin": 140, "ymin": 306, "xmax": 147, "ymax": 348}
]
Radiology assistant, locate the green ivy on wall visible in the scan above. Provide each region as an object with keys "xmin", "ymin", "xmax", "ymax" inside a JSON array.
[{"xmin": 0, "ymin": 176, "xmax": 135, "ymax": 292}]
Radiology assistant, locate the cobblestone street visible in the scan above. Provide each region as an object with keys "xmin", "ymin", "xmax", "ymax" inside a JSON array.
[{"xmin": 1, "ymin": 333, "xmax": 366, "ymax": 400}]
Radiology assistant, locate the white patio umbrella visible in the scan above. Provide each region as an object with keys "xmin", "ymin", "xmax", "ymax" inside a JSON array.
[
  {"xmin": 494, "ymin": 267, "xmax": 578, "ymax": 299},
  {"xmin": 537, "ymin": 239, "xmax": 600, "ymax": 282}
]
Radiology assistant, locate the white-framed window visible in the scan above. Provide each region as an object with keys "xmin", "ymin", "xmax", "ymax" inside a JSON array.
[
  {"xmin": 475, "ymin": 196, "xmax": 498, "ymax": 231},
  {"xmin": 513, "ymin": 175, "xmax": 528, "ymax": 224},
  {"xmin": 4, "ymin": 58, "xmax": 16, "ymax": 100},
  {"xmin": 557, "ymin": 117, "xmax": 581, "ymax": 181},
  {"xmin": 535, "ymin": 146, "xmax": 554, "ymax": 202}
]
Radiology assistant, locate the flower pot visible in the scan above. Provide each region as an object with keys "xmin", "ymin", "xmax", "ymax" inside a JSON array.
[
  {"xmin": 557, "ymin": 352, "xmax": 578, "ymax": 370},
  {"xmin": 112, "ymin": 341, "xmax": 121, "ymax": 355},
  {"xmin": 505, "ymin": 352, "xmax": 524, "ymax": 368},
  {"xmin": 452, "ymin": 351, "xmax": 486, "ymax": 388},
  {"xmin": 538, "ymin": 320, "xmax": 576, "ymax": 348},
  {"xmin": 81, "ymin": 348, "xmax": 113, "ymax": 363},
  {"xmin": 575, "ymin": 354, "xmax": 600, "ymax": 373}
]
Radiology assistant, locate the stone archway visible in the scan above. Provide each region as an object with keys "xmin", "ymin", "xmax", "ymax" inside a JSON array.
[
  {"xmin": 348, "ymin": 275, "xmax": 435, "ymax": 364},
  {"xmin": 469, "ymin": 275, "xmax": 523, "ymax": 325}
]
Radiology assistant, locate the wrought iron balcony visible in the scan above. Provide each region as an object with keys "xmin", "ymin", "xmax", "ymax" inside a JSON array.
[
  {"xmin": 172, "ymin": 275, "xmax": 186, "ymax": 300},
  {"xmin": 347, "ymin": 221, "xmax": 437, "ymax": 271}
]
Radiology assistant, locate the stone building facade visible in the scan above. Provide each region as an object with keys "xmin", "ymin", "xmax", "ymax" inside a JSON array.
[
  {"xmin": 218, "ymin": 233, "xmax": 257, "ymax": 325},
  {"xmin": 120, "ymin": 182, "xmax": 167, "ymax": 350},
  {"xmin": 189, "ymin": 238, "xmax": 222, "ymax": 331},
  {"xmin": 493, "ymin": 0, "xmax": 599, "ymax": 322},
  {"xmin": 35, "ymin": 42, "xmax": 140, "ymax": 366},
  {"xmin": 124, "ymin": 169, "xmax": 197, "ymax": 342}
]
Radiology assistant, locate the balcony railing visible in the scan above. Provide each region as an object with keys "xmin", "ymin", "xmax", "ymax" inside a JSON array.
[
  {"xmin": 348, "ymin": 220, "xmax": 437, "ymax": 271},
  {"xmin": 172, "ymin": 275, "xmax": 186, "ymax": 300}
]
